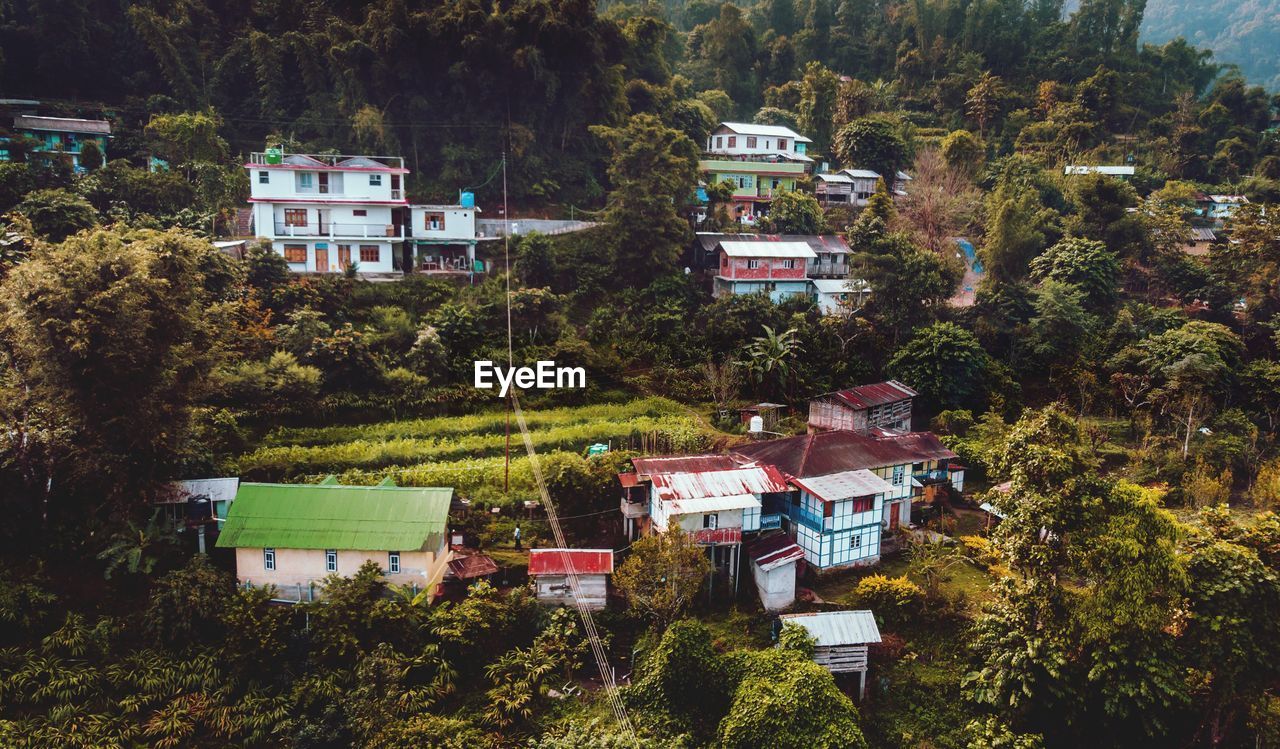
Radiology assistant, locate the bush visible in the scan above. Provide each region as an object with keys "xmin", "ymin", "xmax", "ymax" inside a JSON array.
[{"xmin": 851, "ymin": 575, "xmax": 924, "ymax": 626}]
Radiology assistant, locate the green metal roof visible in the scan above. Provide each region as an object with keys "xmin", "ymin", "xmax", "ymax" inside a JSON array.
[{"xmin": 216, "ymin": 481, "xmax": 452, "ymax": 552}]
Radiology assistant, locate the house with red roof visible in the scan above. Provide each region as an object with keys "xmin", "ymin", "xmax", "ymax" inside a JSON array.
[
  {"xmin": 808, "ymin": 380, "xmax": 917, "ymax": 433},
  {"xmin": 527, "ymin": 548, "xmax": 613, "ymax": 610}
]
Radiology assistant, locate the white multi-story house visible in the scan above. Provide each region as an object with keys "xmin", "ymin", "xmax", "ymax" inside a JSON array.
[
  {"xmin": 700, "ymin": 122, "xmax": 814, "ymax": 223},
  {"xmin": 245, "ymin": 151, "xmax": 409, "ymax": 274}
]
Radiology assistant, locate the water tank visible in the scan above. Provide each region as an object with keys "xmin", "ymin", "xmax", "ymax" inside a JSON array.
[
  {"xmin": 459, "ymin": 191, "xmax": 476, "ymax": 208},
  {"xmin": 265, "ymin": 147, "xmax": 283, "ymax": 164},
  {"xmin": 748, "ymin": 415, "xmax": 764, "ymax": 434}
]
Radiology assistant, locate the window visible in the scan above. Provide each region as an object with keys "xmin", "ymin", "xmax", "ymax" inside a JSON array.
[
  {"xmin": 284, "ymin": 208, "xmax": 308, "ymax": 226},
  {"xmin": 352, "ymin": 209, "xmax": 367, "ymax": 217},
  {"xmin": 746, "ymin": 136, "xmax": 757, "ymax": 148},
  {"xmin": 359, "ymin": 245, "xmax": 380, "ymax": 263},
  {"xmin": 296, "ymin": 172, "xmax": 314, "ymax": 190},
  {"xmin": 781, "ymin": 259, "xmax": 796, "ymax": 269},
  {"xmin": 283, "ymin": 245, "xmax": 307, "ymax": 263},
  {"xmin": 325, "ymin": 549, "xmax": 337, "ymax": 572},
  {"xmin": 425, "ymin": 212, "xmax": 445, "ymax": 231},
  {"xmin": 777, "ymin": 138, "xmax": 788, "ymax": 150},
  {"xmin": 715, "ymin": 136, "xmax": 723, "ymax": 148},
  {"xmin": 264, "ymin": 548, "xmax": 276, "ymax": 570},
  {"xmin": 892, "ymin": 465, "xmax": 905, "ymax": 486},
  {"xmin": 850, "ymin": 534, "xmax": 860, "ymax": 549},
  {"xmin": 851, "ymin": 496, "xmax": 873, "ymax": 513},
  {"xmin": 727, "ymin": 136, "xmax": 736, "ymax": 148},
  {"xmin": 703, "ymin": 513, "xmax": 719, "ymax": 529},
  {"xmin": 747, "ymin": 259, "xmax": 760, "ymax": 269},
  {"xmin": 369, "ymin": 174, "xmax": 382, "ymax": 186},
  {"xmin": 258, "ymin": 170, "xmax": 269, "ymax": 184},
  {"xmin": 388, "ymin": 552, "xmax": 401, "ymax": 574}
]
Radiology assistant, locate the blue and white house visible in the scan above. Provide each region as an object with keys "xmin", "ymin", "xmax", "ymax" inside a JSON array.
[{"xmin": 787, "ymin": 469, "xmax": 894, "ymax": 570}]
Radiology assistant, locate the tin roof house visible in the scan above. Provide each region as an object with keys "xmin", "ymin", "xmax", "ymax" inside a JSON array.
[
  {"xmin": 747, "ymin": 533, "xmax": 805, "ymax": 611},
  {"xmin": 528, "ymin": 548, "xmax": 614, "ymax": 610},
  {"xmin": 779, "ymin": 609, "xmax": 882, "ymax": 698},
  {"xmin": 713, "ymin": 240, "xmax": 816, "ymax": 302},
  {"xmin": 808, "ymin": 381, "xmax": 917, "ymax": 433},
  {"xmin": 216, "ymin": 477, "xmax": 453, "ymax": 603}
]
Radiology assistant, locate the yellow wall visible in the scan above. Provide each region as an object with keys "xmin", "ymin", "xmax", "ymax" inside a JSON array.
[{"xmin": 234, "ymin": 546, "xmax": 450, "ymax": 598}]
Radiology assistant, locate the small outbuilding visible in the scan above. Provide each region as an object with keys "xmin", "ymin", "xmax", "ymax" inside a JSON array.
[
  {"xmin": 779, "ymin": 609, "xmax": 882, "ymax": 698},
  {"xmin": 527, "ymin": 548, "xmax": 613, "ymax": 610},
  {"xmin": 747, "ymin": 534, "xmax": 804, "ymax": 611}
]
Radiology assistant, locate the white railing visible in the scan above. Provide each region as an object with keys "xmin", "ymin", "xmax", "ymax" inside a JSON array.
[
  {"xmin": 274, "ymin": 222, "xmax": 404, "ymax": 239},
  {"xmin": 249, "ymin": 152, "xmax": 404, "ymax": 169}
]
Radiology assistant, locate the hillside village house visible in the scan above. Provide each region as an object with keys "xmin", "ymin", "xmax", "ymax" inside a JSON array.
[
  {"xmin": 808, "ymin": 381, "xmax": 917, "ymax": 433},
  {"xmin": 812, "ymin": 277, "xmax": 871, "ymax": 315},
  {"xmin": 713, "ymin": 240, "xmax": 816, "ymax": 302},
  {"xmin": 733, "ymin": 428, "xmax": 963, "ymax": 552},
  {"xmin": 1199, "ymin": 193, "xmax": 1248, "ymax": 223},
  {"xmin": 814, "ymin": 168, "xmax": 911, "ymax": 205},
  {"xmin": 619, "ymin": 455, "xmax": 790, "ymax": 588},
  {"xmin": 787, "ymin": 468, "xmax": 895, "ymax": 570},
  {"xmin": 527, "ymin": 548, "xmax": 614, "ymax": 610},
  {"xmin": 779, "ymin": 609, "xmax": 882, "ymax": 698},
  {"xmin": 216, "ymin": 477, "xmax": 453, "ymax": 602},
  {"xmin": 1, "ymin": 115, "xmax": 111, "ymax": 172},
  {"xmin": 1063, "ymin": 165, "xmax": 1135, "ymax": 179},
  {"xmin": 700, "ymin": 122, "xmax": 813, "ymax": 223},
  {"xmin": 408, "ymin": 201, "xmax": 481, "ymax": 274},
  {"xmin": 246, "ymin": 151, "xmax": 410, "ymax": 274},
  {"xmin": 155, "ymin": 477, "xmax": 240, "ymax": 530},
  {"xmin": 694, "ymin": 233, "xmax": 851, "ymax": 278}
]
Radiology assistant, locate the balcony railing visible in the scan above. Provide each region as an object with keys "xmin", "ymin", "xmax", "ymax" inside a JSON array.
[
  {"xmin": 913, "ymin": 469, "xmax": 951, "ymax": 484},
  {"xmin": 620, "ymin": 498, "xmax": 649, "ymax": 519},
  {"xmin": 275, "ymin": 222, "xmax": 405, "ymax": 239},
  {"xmin": 759, "ymin": 513, "xmax": 783, "ymax": 530},
  {"xmin": 249, "ymin": 152, "xmax": 404, "ymax": 169}
]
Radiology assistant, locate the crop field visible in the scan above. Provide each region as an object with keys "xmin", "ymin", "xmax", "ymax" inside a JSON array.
[{"xmin": 235, "ymin": 396, "xmax": 722, "ymax": 501}]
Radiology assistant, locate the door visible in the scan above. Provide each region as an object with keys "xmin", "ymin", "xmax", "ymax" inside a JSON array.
[
  {"xmin": 314, "ymin": 244, "xmax": 329, "ymax": 273},
  {"xmin": 889, "ymin": 502, "xmax": 900, "ymax": 530},
  {"xmin": 390, "ymin": 174, "xmax": 401, "ymax": 199},
  {"xmin": 317, "ymin": 208, "xmax": 330, "ymax": 235},
  {"xmin": 337, "ymin": 245, "xmax": 351, "ymax": 270},
  {"xmin": 318, "ymin": 172, "xmax": 330, "ymax": 194}
]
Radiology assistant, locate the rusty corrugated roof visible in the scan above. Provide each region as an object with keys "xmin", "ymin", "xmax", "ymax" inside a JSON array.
[
  {"xmin": 651, "ymin": 464, "xmax": 789, "ymax": 501},
  {"xmin": 448, "ymin": 554, "xmax": 499, "ymax": 579},
  {"xmin": 821, "ymin": 380, "xmax": 917, "ymax": 410},
  {"xmin": 528, "ymin": 548, "xmax": 614, "ymax": 576},
  {"xmin": 732, "ymin": 430, "xmax": 956, "ymax": 479},
  {"xmin": 632, "ymin": 454, "xmax": 740, "ymax": 477}
]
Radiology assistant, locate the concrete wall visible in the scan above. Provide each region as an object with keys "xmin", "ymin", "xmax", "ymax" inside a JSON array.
[
  {"xmin": 750, "ymin": 560, "xmax": 796, "ymax": 611},
  {"xmin": 248, "ymin": 167, "xmax": 402, "ymax": 202},
  {"xmin": 234, "ymin": 546, "xmax": 450, "ymax": 596}
]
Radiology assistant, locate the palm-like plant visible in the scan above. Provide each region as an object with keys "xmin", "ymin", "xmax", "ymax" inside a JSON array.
[
  {"xmin": 97, "ymin": 511, "xmax": 178, "ymax": 580},
  {"xmin": 743, "ymin": 325, "xmax": 803, "ymax": 402}
]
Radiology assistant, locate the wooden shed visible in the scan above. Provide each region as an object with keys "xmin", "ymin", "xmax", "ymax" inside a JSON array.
[
  {"xmin": 779, "ymin": 609, "xmax": 882, "ymax": 698},
  {"xmin": 527, "ymin": 548, "xmax": 613, "ymax": 610}
]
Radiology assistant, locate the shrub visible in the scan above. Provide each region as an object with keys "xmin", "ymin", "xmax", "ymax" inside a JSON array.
[{"xmin": 852, "ymin": 575, "xmax": 924, "ymax": 626}]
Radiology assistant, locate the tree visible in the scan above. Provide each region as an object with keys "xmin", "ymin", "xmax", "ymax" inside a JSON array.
[
  {"xmin": 15, "ymin": 188, "xmax": 97, "ymax": 241},
  {"xmin": 939, "ymin": 129, "xmax": 985, "ymax": 175},
  {"xmin": 756, "ymin": 190, "xmax": 826, "ymax": 234},
  {"xmin": 980, "ymin": 186, "xmax": 1056, "ymax": 285},
  {"xmin": 796, "ymin": 62, "xmax": 840, "ymax": 156},
  {"xmin": 144, "ymin": 110, "xmax": 229, "ymax": 175},
  {"xmin": 144, "ymin": 554, "xmax": 232, "ymax": 645},
  {"xmin": 742, "ymin": 325, "xmax": 803, "ymax": 402},
  {"xmin": 517, "ymin": 232, "xmax": 556, "ymax": 288},
  {"xmin": 613, "ymin": 527, "xmax": 711, "ymax": 628},
  {"xmin": 1, "ymin": 228, "xmax": 221, "ymax": 517},
  {"xmin": 832, "ymin": 116, "xmax": 907, "ymax": 178},
  {"xmin": 77, "ymin": 139, "xmax": 104, "ymax": 171},
  {"xmin": 965, "ymin": 72, "xmax": 1007, "ymax": 136},
  {"xmin": 1137, "ymin": 321, "xmax": 1243, "ymax": 457},
  {"xmin": 1029, "ymin": 236, "xmax": 1121, "ymax": 309},
  {"xmin": 889, "ymin": 322, "xmax": 992, "ymax": 412},
  {"xmin": 898, "ymin": 149, "xmax": 981, "ymax": 255},
  {"xmin": 96, "ymin": 510, "xmax": 180, "ymax": 579},
  {"xmin": 854, "ymin": 232, "xmax": 960, "ymax": 345},
  {"xmin": 592, "ymin": 115, "xmax": 699, "ymax": 287}
]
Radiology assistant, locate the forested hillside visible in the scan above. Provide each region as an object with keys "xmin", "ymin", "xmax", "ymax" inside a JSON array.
[{"xmin": 1142, "ymin": 0, "xmax": 1280, "ymax": 91}]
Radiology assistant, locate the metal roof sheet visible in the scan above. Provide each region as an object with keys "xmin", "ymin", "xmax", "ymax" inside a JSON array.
[
  {"xmin": 791, "ymin": 469, "xmax": 893, "ymax": 502},
  {"xmin": 447, "ymin": 553, "xmax": 499, "ymax": 579},
  {"xmin": 733, "ymin": 430, "xmax": 956, "ymax": 479},
  {"xmin": 816, "ymin": 173, "xmax": 854, "ymax": 183},
  {"xmin": 14, "ymin": 115, "xmax": 111, "ymax": 135},
  {"xmin": 215, "ymin": 482, "xmax": 452, "ymax": 552},
  {"xmin": 812, "ymin": 278, "xmax": 870, "ymax": 294},
  {"xmin": 617, "ymin": 472, "xmax": 640, "ymax": 488},
  {"xmin": 748, "ymin": 534, "xmax": 805, "ymax": 570},
  {"xmin": 716, "ymin": 121, "xmax": 812, "ymax": 142},
  {"xmin": 779, "ymin": 610, "xmax": 882, "ymax": 646},
  {"xmin": 696, "ymin": 233, "xmax": 850, "ymax": 255},
  {"xmin": 1190, "ymin": 228, "xmax": 1217, "ymax": 241},
  {"xmin": 719, "ymin": 241, "xmax": 817, "ymax": 259},
  {"xmin": 840, "ymin": 168, "xmax": 882, "ymax": 179},
  {"xmin": 157, "ymin": 477, "xmax": 240, "ymax": 505},
  {"xmin": 633, "ymin": 454, "xmax": 741, "ymax": 477},
  {"xmin": 823, "ymin": 380, "xmax": 917, "ymax": 409},
  {"xmin": 651, "ymin": 464, "xmax": 789, "ymax": 501},
  {"xmin": 528, "ymin": 548, "xmax": 614, "ymax": 576},
  {"xmin": 668, "ymin": 494, "xmax": 762, "ymax": 515}
]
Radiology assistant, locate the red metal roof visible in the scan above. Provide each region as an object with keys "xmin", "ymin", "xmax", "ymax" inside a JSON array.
[
  {"xmin": 617, "ymin": 472, "xmax": 640, "ymax": 488},
  {"xmin": 650, "ymin": 464, "xmax": 789, "ymax": 501},
  {"xmin": 732, "ymin": 430, "xmax": 956, "ymax": 479},
  {"xmin": 822, "ymin": 380, "xmax": 917, "ymax": 410},
  {"xmin": 528, "ymin": 548, "xmax": 614, "ymax": 576},
  {"xmin": 748, "ymin": 533, "xmax": 805, "ymax": 568},
  {"xmin": 447, "ymin": 554, "xmax": 499, "ymax": 579},
  {"xmin": 632, "ymin": 454, "xmax": 741, "ymax": 477}
]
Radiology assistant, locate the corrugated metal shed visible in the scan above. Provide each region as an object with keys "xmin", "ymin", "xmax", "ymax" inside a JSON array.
[
  {"xmin": 826, "ymin": 380, "xmax": 917, "ymax": 409},
  {"xmin": 528, "ymin": 548, "xmax": 614, "ymax": 576},
  {"xmin": 719, "ymin": 241, "xmax": 817, "ymax": 259},
  {"xmin": 1190, "ymin": 227, "xmax": 1217, "ymax": 242},
  {"xmin": 791, "ymin": 469, "xmax": 893, "ymax": 502},
  {"xmin": 14, "ymin": 114, "xmax": 111, "ymax": 134},
  {"xmin": 841, "ymin": 168, "xmax": 882, "ymax": 179},
  {"xmin": 157, "ymin": 477, "xmax": 240, "ymax": 504},
  {"xmin": 669, "ymin": 494, "xmax": 761, "ymax": 515},
  {"xmin": 651, "ymin": 464, "xmax": 789, "ymax": 501},
  {"xmin": 812, "ymin": 278, "xmax": 871, "ymax": 294},
  {"xmin": 447, "ymin": 553, "xmax": 499, "ymax": 580},
  {"xmin": 633, "ymin": 454, "xmax": 740, "ymax": 477},
  {"xmin": 780, "ymin": 610, "xmax": 882, "ymax": 646},
  {"xmin": 733, "ymin": 430, "xmax": 956, "ymax": 479},
  {"xmin": 216, "ymin": 482, "xmax": 452, "ymax": 551}
]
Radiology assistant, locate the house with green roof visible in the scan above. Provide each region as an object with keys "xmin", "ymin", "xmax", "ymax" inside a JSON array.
[{"xmin": 216, "ymin": 476, "xmax": 453, "ymax": 601}]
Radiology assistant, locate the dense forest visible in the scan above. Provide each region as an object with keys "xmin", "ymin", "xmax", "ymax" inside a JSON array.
[
  {"xmin": 1140, "ymin": 0, "xmax": 1280, "ymax": 91},
  {"xmin": 1, "ymin": 0, "xmax": 1280, "ymax": 747}
]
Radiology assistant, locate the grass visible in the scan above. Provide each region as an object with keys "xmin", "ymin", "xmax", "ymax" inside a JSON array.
[{"xmin": 810, "ymin": 551, "xmax": 996, "ymax": 608}]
